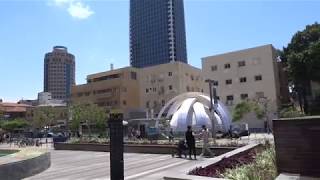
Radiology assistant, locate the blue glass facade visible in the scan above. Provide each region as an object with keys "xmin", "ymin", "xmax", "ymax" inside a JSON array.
[{"xmin": 130, "ymin": 0, "xmax": 188, "ymax": 68}]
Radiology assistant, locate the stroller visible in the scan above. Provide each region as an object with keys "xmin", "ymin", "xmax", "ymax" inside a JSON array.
[{"xmin": 171, "ymin": 140, "xmax": 188, "ymax": 158}]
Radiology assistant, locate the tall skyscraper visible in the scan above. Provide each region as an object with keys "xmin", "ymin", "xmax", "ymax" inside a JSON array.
[
  {"xmin": 130, "ymin": 0, "xmax": 188, "ymax": 68},
  {"xmin": 44, "ymin": 46, "xmax": 75, "ymax": 102}
]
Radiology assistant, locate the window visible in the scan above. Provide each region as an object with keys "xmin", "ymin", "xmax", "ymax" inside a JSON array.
[
  {"xmin": 169, "ymin": 85, "xmax": 172, "ymax": 90},
  {"xmin": 131, "ymin": 71, "xmax": 137, "ymax": 80},
  {"xmin": 168, "ymin": 72, "xmax": 172, "ymax": 76},
  {"xmin": 213, "ymin": 81, "xmax": 218, "ymax": 86},
  {"xmin": 186, "ymin": 86, "xmax": 190, "ymax": 92},
  {"xmin": 211, "ymin": 65, "xmax": 217, "ymax": 71},
  {"xmin": 238, "ymin": 61, "xmax": 246, "ymax": 67},
  {"xmin": 226, "ymin": 79, "xmax": 232, "ymax": 85},
  {"xmin": 123, "ymin": 100, "xmax": 126, "ymax": 105},
  {"xmin": 255, "ymin": 75, "xmax": 262, "ymax": 81},
  {"xmin": 240, "ymin": 77, "xmax": 247, "ymax": 83},
  {"xmin": 145, "ymin": 88, "xmax": 149, "ymax": 93},
  {"xmin": 227, "ymin": 95, "xmax": 234, "ymax": 100},
  {"xmin": 146, "ymin": 101, "xmax": 149, "ymax": 108},
  {"xmin": 240, "ymin": 94, "xmax": 248, "ymax": 100},
  {"xmin": 224, "ymin": 63, "xmax": 231, "ymax": 69},
  {"xmin": 161, "ymin": 100, "xmax": 165, "ymax": 106},
  {"xmin": 226, "ymin": 95, "xmax": 234, "ymax": 105},
  {"xmin": 153, "ymin": 87, "xmax": 156, "ymax": 92}
]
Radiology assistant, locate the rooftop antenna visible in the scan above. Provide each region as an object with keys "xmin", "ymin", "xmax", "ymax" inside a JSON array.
[{"xmin": 110, "ymin": 63, "xmax": 114, "ymax": 70}]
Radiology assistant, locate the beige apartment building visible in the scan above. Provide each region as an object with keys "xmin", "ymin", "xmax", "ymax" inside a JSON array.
[
  {"xmin": 202, "ymin": 44, "xmax": 289, "ymax": 129},
  {"xmin": 139, "ymin": 62, "xmax": 206, "ymax": 117},
  {"xmin": 71, "ymin": 67, "xmax": 141, "ymax": 119},
  {"xmin": 71, "ymin": 62, "xmax": 206, "ymax": 119}
]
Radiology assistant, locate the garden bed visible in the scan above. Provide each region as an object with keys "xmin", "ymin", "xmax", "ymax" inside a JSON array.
[
  {"xmin": 54, "ymin": 142, "xmax": 238, "ymax": 155},
  {"xmin": 188, "ymin": 145, "xmax": 276, "ymax": 180}
]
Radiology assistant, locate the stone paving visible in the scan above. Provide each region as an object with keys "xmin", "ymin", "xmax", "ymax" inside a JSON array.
[
  {"xmin": 24, "ymin": 150, "xmax": 203, "ymax": 180},
  {"xmin": 0, "ymin": 134, "xmax": 273, "ymax": 180}
]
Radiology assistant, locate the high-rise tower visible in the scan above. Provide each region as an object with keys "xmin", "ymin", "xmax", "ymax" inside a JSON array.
[
  {"xmin": 130, "ymin": 0, "xmax": 188, "ymax": 68},
  {"xmin": 44, "ymin": 46, "xmax": 75, "ymax": 102}
]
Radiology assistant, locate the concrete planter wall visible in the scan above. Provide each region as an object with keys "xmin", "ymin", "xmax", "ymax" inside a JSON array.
[
  {"xmin": 0, "ymin": 152, "xmax": 50, "ymax": 180},
  {"xmin": 273, "ymin": 116, "xmax": 320, "ymax": 177},
  {"xmin": 54, "ymin": 143, "xmax": 236, "ymax": 156}
]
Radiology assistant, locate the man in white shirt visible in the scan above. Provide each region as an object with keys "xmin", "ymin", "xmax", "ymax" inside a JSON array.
[{"xmin": 199, "ymin": 125, "xmax": 214, "ymax": 157}]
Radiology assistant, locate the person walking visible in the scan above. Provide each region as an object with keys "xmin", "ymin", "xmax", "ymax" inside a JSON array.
[
  {"xmin": 199, "ymin": 125, "xmax": 214, "ymax": 157},
  {"xmin": 168, "ymin": 128, "xmax": 174, "ymax": 143},
  {"xmin": 185, "ymin": 125, "xmax": 196, "ymax": 160}
]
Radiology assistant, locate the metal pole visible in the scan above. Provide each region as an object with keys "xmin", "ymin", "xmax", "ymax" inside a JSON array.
[
  {"xmin": 208, "ymin": 82, "xmax": 213, "ymax": 112},
  {"xmin": 205, "ymin": 79, "xmax": 216, "ymax": 142},
  {"xmin": 109, "ymin": 113, "xmax": 124, "ymax": 180}
]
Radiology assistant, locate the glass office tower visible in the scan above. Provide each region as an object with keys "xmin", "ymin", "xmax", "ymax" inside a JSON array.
[{"xmin": 130, "ymin": 0, "xmax": 188, "ymax": 68}]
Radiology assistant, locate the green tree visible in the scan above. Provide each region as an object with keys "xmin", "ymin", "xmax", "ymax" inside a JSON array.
[
  {"xmin": 0, "ymin": 110, "xmax": 3, "ymax": 120},
  {"xmin": 70, "ymin": 103, "xmax": 107, "ymax": 137},
  {"xmin": 32, "ymin": 106, "xmax": 57, "ymax": 138},
  {"xmin": 281, "ymin": 22, "xmax": 320, "ymax": 114},
  {"xmin": 1, "ymin": 118, "xmax": 29, "ymax": 133},
  {"xmin": 232, "ymin": 100, "xmax": 265, "ymax": 122},
  {"xmin": 232, "ymin": 98, "xmax": 270, "ymax": 131}
]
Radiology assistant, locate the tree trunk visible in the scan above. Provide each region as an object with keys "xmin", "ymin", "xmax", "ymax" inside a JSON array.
[
  {"xmin": 297, "ymin": 89, "xmax": 304, "ymax": 112},
  {"xmin": 87, "ymin": 120, "xmax": 92, "ymax": 138},
  {"xmin": 302, "ymin": 81, "xmax": 311, "ymax": 114}
]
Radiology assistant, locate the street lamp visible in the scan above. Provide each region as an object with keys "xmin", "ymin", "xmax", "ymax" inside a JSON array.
[
  {"xmin": 205, "ymin": 79, "xmax": 218, "ymax": 140},
  {"xmin": 205, "ymin": 79, "xmax": 215, "ymax": 112}
]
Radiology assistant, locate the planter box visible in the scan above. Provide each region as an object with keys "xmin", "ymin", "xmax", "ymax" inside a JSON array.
[
  {"xmin": 54, "ymin": 143, "xmax": 236, "ymax": 156},
  {"xmin": 0, "ymin": 151, "xmax": 50, "ymax": 180},
  {"xmin": 273, "ymin": 116, "xmax": 320, "ymax": 177}
]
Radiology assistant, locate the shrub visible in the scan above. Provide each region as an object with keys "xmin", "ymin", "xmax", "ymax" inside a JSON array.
[
  {"xmin": 222, "ymin": 147, "xmax": 277, "ymax": 180},
  {"xmin": 279, "ymin": 107, "xmax": 304, "ymax": 118}
]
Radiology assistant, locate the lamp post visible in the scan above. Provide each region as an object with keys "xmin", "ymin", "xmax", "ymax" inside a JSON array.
[{"xmin": 205, "ymin": 79, "xmax": 217, "ymax": 141}]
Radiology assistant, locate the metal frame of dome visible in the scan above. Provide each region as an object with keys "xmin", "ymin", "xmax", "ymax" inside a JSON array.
[{"xmin": 156, "ymin": 92, "xmax": 232, "ymax": 132}]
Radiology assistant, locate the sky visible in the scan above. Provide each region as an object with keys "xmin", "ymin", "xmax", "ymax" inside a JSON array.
[{"xmin": 0, "ymin": 0, "xmax": 319, "ymax": 102}]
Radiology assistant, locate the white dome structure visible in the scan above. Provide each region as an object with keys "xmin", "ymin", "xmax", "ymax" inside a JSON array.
[{"xmin": 157, "ymin": 92, "xmax": 232, "ymax": 132}]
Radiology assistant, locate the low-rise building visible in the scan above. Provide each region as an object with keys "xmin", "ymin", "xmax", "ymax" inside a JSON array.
[
  {"xmin": 202, "ymin": 44, "xmax": 289, "ymax": 130},
  {"xmin": 71, "ymin": 62, "xmax": 206, "ymax": 119},
  {"xmin": 71, "ymin": 67, "xmax": 141, "ymax": 119},
  {"xmin": 139, "ymin": 61, "xmax": 205, "ymax": 117},
  {"xmin": 0, "ymin": 102, "xmax": 33, "ymax": 120}
]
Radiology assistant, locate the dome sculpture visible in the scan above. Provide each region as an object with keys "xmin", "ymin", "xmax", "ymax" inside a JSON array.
[{"xmin": 157, "ymin": 92, "xmax": 232, "ymax": 132}]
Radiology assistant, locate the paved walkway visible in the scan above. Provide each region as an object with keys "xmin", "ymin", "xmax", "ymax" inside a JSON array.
[{"xmin": 24, "ymin": 150, "xmax": 204, "ymax": 180}]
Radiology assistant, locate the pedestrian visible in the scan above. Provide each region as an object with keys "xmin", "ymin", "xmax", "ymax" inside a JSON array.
[
  {"xmin": 136, "ymin": 129, "xmax": 141, "ymax": 140},
  {"xmin": 199, "ymin": 125, "xmax": 214, "ymax": 157},
  {"xmin": 185, "ymin": 125, "xmax": 196, "ymax": 160},
  {"xmin": 168, "ymin": 128, "xmax": 174, "ymax": 143}
]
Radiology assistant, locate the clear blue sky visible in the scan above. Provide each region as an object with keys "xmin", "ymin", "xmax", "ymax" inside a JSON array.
[{"xmin": 0, "ymin": 0, "xmax": 319, "ymax": 102}]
